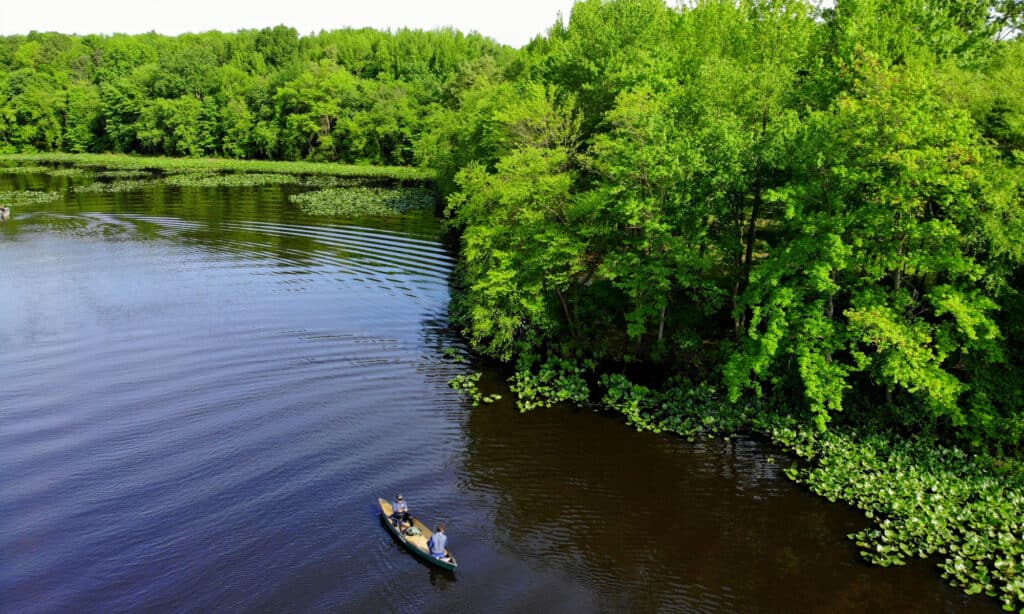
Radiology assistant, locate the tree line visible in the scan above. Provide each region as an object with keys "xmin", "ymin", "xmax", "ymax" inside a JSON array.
[
  {"xmin": 2, "ymin": 0, "xmax": 1023, "ymax": 451},
  {"xmin": 0, "ymin": 25, "xmax": 512, "ymax": 164}
]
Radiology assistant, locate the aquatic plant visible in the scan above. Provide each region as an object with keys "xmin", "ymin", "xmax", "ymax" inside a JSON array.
[
  {"xmin": 0, "ymin": 165, "xmax": 49, "ymax": 174},
  {"xmin": 780, "ymin": 432, "xmax": 1024, "ymax": 612},
  {"xmin": 299, "ymin": 176, "xmax": 369, "ymax": 189},
  {"xmin": 441, "ymin": 347, "xmax": 468, "ymax": 363},
  {"xmin": 48, "ymin": 168, "xmax": 90, "ymax": 177},
  {"xmin": 96, "ymin": 170, "xmax": 154, "ymax": 179},
  {"xmin": 448, "ymin": 373, "xmax": 501, "ymax": 406},
  {"xmin": 0, "ymin": 153, "xmax": 435, "ymax": 182},
  {"xmin": 290, "ymin": 186, "xmax": 435, "ymax": 217},
  {"xmin": 0, "ymin": 190, "xmax": 61, "ymax": 206},
  {"xmin": 163, "ymin": 173, "xmax": 298, "ymax": 188},
  {"xmin": 585, "ymin": 372, "xmax": 1024, "ymax": 610},
  {"xmin": 73, "ymin": 179, "xmax": 153, "ymax": 193},
  {"xmin": 509, "ymin": 357, "xmax": 593, "ymax": 412}
]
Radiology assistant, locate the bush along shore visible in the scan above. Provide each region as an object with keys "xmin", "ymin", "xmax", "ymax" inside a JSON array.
[{"xmin": 450, "ymin": 360, "xmax": 1024, "ymax": 611}]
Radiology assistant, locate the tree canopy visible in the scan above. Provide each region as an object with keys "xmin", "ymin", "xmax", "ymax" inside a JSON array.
[
  {"xmin": 0, "ymin": 26, "xmax": 514, "ymax": 164},
  {"xmin": 425, "ymin": 0, "xmax": 1024, "ymax": 451}
]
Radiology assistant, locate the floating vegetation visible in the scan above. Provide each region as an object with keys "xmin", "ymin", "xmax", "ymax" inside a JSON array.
[
  {"xmin": 0, "ymin": 153, "xmax": 435, "ymax": 182},
  {"xmin": 298, "ymin": 176, "xmax": 368, "ymax": 189},
  {"xmin": 48, "ymin": 168, "xmax": 90, "ymax": 177},
  {"xmin": 73, "ymin": 179, "xmax": 154, "ymax": 193},
  {"xmin": 448, "ymin": 373, "xmax": 501, "ymax": 406},
  {"xmin": 773, "ymin": 430, "xmax": 1024, "ymax": 612},
  {"xmin": 0, "ymin": 165, "xmax": 49, "ymax": 174},
  {"xmin": 509, "ymin": 357, "xmax": 593, "ymax": 412},
  {"xmin": 290, "ymin": 186, "xmax": 436, "ymax": 217},
  {"xmin": 96, "ymin": 170, "xmax": 154, "ymax": 179},
  {"xmin": 441, "ymin": 347, "xmax": 468, "ymax": 363},
  {"xmin": 0, "ymin": 190, "xmax": 61, "ymax": 207},
  {"xmin": 164, "ymin": 172, "xmax": 298, "ymax": 188}
]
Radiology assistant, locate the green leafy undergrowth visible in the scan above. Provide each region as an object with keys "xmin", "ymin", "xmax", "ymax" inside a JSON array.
[
  {"xmin": 600, "ymin": 374, "xmax": 757, "ymax": 440},
  {"xmin": 290, "ymin": 186, "xmax": 435, "ymax": 217}
]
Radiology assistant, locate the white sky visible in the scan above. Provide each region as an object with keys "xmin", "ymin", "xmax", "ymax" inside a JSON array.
[{"xmin": 0, "ymin": 0, "xmax": 582, "ymax": 48}]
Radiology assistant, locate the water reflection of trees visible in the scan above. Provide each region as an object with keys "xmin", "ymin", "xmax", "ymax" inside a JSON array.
[{"xmin": 454, "ymin": 374, "xmax": 984, "ymax": 613}]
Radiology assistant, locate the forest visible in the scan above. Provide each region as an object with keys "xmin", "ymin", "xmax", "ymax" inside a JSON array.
[
  {"xmin": 0, "ymin": 25, "xmax": 513, "ymax": 164},
  {"xmin": 2, "ymin": 0, "xmax": 1023, "ymax": 607}
]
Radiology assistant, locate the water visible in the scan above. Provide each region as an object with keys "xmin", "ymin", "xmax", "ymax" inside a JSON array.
[{"xmin": 0, "ymin": 171, "xmax": 997, "ymax": 612}]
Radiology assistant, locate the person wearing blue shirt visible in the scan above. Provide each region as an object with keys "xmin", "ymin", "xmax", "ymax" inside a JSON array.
[
  {"xmin": 391, "ymin": 493, "xmax": 410, "ymax": 528},
  {"xmin": 427, "ymin": 523, "xmax": 448, "ymax": 559}
]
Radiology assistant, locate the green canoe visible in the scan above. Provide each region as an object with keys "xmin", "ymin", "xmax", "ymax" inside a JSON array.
[{"xmin": 379, "ymin": 498, "xmax": 457, "ymax": 572}]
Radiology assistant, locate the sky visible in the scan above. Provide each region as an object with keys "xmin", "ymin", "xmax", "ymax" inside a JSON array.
[{"xmin": 0, "ymin": 0, "xmax": 582, "ymax": 48}]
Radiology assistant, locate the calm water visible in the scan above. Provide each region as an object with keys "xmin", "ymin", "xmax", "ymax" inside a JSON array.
[{"xmin": 0, "ymin": 170, "xmax": 997, "ymax": 613}]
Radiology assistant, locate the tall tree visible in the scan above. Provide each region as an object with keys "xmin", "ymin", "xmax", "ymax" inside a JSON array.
[{"xmin": 726, "ymin": 56, "xmax": 1016, "ymax": 433}]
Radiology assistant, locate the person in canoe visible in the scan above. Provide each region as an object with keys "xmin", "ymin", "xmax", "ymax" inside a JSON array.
[
  {"xmin": 427, "ymin": 523, "xmax": 449, "ymax": 560},
  {"xmin": 390, "ymin": 493, "xmax": 410, "ymax": 529}
]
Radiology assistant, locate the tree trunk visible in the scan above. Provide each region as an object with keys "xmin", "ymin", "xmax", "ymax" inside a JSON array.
[
  {"xmin": 734, "ymin": 183, "xmax": 762, "ymax": 334},
  {"xmin": 657, "ymin": 303, "xmax": 666, "ymax": 343},
  {"xmin": 555, "ymin": 288, "xmax": 575, "ymax": 339}
]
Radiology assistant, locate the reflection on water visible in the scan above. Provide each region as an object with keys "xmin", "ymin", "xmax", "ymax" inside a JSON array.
[{"xmin": 0, "ymin": 170, "xmax": 998, "ymax": 613}]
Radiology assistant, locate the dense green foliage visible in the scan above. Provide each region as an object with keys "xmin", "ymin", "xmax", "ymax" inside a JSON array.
[
  {"xmin": 0, "ymin": 27, "xmax": 513, "ymax": 165},
  {"xmin": 428, "ymin": 0, "xmax": 1024, "ymax": 456}
]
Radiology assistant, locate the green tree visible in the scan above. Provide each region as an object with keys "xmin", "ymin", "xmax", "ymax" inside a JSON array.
[
  {"xmin": 276, "ymin": 61, "xmax": 359, "ymax": 160},
  {"xmin": 447, "ymin": 84, "xmax": 586, "ymax": 360},
  {"xmin": 0, "ymin": 68, "xmax": 65, "ymax": 151},
  {"xmin": 588, "ymin": 84, "xmax": 722, "ymax": 351},
  {"xmin": 64, "ymin": 81, "xmax": 103, "ymax": 152},
  {"xmin": 726, "ymin": 57, "xmax": 1015, "ymax": 435}
]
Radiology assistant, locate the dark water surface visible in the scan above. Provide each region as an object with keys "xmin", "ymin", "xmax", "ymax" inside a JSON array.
[{"xmin": 0, "ymin": 171, "xmax": 996, "ymax": 613}]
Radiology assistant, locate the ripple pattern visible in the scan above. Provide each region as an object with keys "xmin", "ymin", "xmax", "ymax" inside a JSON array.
[
  {"xmin": 0, "ymin": 201, "xmax": 468, "ymax": 613},
  {"xmin": 0, "ymin": 179, "xmax": 999, "ymax": 614}
]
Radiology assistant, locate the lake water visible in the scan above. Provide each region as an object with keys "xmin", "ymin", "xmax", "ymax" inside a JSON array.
[{"xmin": 0, "ymin": 169, "xmax": 997, "ymax": 612}]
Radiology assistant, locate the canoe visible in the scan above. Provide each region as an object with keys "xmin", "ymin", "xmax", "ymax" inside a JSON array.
[{"xmin": 378, "ymin": 497, "xmax": 457, "ymax": 572}]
